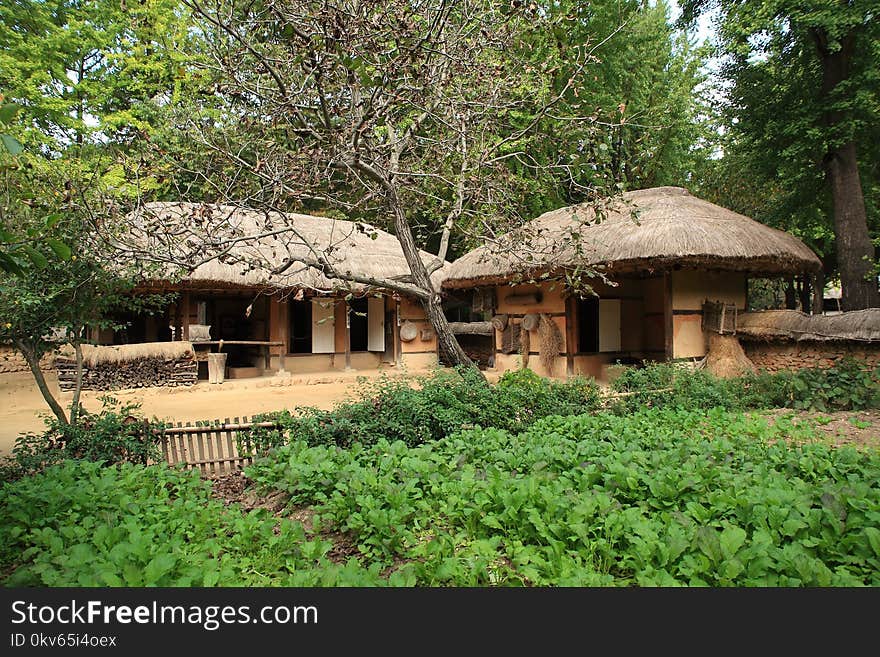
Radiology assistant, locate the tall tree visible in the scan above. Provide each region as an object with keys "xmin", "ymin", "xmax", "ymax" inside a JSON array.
[
  {"xmin": 541, "ymin": 0, "xmax": 709, "ymax": 193},
  {"xmin": 0, "ymin": 153, "xmax": 169, "ymax": 427},
  {"xmin": 109, "ymin": 0, "xmax": 625, "ymax": 370},
  {"xmin": 682, "ymin": 0, "xmax": 880, "ymax": 310},
  {"xmin": 0, "ymin": 0, "xmax": 199, "ymax": 149},
  {"xmin": 1, "ymin": 1, "xmax": 192, "ymax": 422}
]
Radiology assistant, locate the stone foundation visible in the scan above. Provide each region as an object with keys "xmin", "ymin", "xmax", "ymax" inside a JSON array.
[{"xmin": 741, "ymin": 341, "xmax": 880, "ymax": 373}]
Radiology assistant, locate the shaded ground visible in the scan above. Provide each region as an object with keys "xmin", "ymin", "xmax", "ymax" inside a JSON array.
[
  {"xmin": 0, "ymin": 366, "xmax": 433, "ymax": 455},
  {"xmin": 758, "ymin": 409, "xmax": 880, "ymax": 449}
]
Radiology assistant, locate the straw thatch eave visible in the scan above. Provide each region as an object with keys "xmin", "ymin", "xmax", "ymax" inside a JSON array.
[
  {"xmin": 441, "ymin": 187, "xmax": 822, "ymax": 289},
  {"xmin": 737, "ymin": 309, "xmax": 880, "ymax": 343},
  {"xmin": 120, "ymin": 202, "xmax": 448, "ymax": 297}
]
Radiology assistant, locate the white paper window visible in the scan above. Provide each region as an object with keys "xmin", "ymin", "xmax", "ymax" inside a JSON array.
[
  {"xmin": 311, "ymin": 299, "xmax": 335, "ymax": 353},
  {"xmin": 367, "ymin": 297, "xmax": 385, "ymax": 352}
]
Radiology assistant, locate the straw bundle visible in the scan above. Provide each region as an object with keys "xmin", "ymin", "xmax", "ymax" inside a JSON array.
[
  {"xmin": 703, "ymin": 334, "xmax": 757, "ymax": 379},
  {"xmin": 79, "ymin": 342, "xmax": 195, "ymax": 367},
  {"xmin": 522, "ymin": 313, "xmax": 540, "ymax": 331},
  {"xmin": 538, "ymin": 314, "xmax": 563, "ymax": 376},
  {"xmin": 519, "ymin": 323, "xmax": 530, "ymax": 367}
]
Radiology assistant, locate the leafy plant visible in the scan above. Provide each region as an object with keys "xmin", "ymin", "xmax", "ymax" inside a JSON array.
[
  {"xmin": 0, "ymin": 397, "xmax": 164, "ymax": 481},
  {"xmin": 247, "ymin": 367, "xmax": 601, "ymax": 452},
  {"xmin": 609, "ymin": 359, "xmax": 880, "ymax": 414},
  {"xmin": 0, "ymin": 460, "xmax": 387, "ymax": 587},
  {"xmin": 245, "ymin": 408, "xmax": 880, "ymax": 586}
]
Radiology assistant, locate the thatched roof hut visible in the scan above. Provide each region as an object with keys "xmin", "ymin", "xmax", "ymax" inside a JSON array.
[
  {"xmin": 737, "ymin": 309, "xmax": 880, "ymax": 343},
  {"xmin": 120, "ymin": 202, "xmax": 446, "ymax": 293},
  {"xmin": 441, "ymin": 187, "xmax": 821, "ymax": 288}
]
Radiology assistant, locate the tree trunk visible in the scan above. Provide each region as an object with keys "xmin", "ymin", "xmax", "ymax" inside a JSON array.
[
  {"xmin": 816, "ymin": 30, "xmax": 879, "ymax": 310},
  {"xmin": 784, "ymin": 278, "xmax": 797, "ymax": 310},
  {"xmin": 69, "ymin": 338, "xmax": 84, "ymax": 427},
  {"xmin": 797, "ymin": 276, "xmax": 812, "ymax": 314},
  {"xmin": 16, "ymin": 340, "xmax": 68, "ymax": 426},
  {"xmin": 825, "ymin": 142, "xmax": 878, "ymax": 310},
  {"xmin": 386, "ymin": 190, "xmax": 478, "ymax": 373},
  {"xmin": 812, "ymin": 270, "xmax": 824, "ymax": 315}
]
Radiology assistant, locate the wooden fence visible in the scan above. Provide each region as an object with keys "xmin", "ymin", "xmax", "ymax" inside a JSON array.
[{"xmin": 159, "ymin": 416, "xmax": 283, "ymax": 475}]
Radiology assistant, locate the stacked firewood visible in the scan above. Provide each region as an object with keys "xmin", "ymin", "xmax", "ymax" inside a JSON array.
[{"xmin": 56, "ymin": 356, "xmax": 198, "ymax": 391}]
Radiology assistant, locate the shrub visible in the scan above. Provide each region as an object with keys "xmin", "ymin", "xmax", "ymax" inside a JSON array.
[
  {"xmin": 609, "ymin": 358, "xmax": 880, "ymax": 414},
  {"xmin": 0, "ymin": 397, "xmax": 163, "ymax": 481},
  {"xmin": 248, "ymin": 367, "xmax": 601, "ymax": 452}
]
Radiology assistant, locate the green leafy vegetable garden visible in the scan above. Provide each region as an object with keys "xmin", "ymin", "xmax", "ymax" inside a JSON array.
[{"xmin": 4, "ymin": 407, "xmax": 878, "ymax": 586}]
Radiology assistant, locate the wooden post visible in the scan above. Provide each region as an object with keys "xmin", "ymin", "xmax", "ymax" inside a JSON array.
[
  {"xmin": 394, "ymin": 298, "xmax": 402, "ymax": 367},
  {"xmin": 812, "ymin": 271, "xmax": 824, "ymax": 315},
  {"xmin": 664, "ymin": 273, "xmax": 674, "ymax": 361},
  {"xmin": 181, "ymin": 292, "xmax": 191, "ymax": 342},
  {"xmin": 345, "ymin": 300, "xmax": 352, "ymax": 371},
  {"xmin": 268, "ymin": 296, "xmax": 288, "ymax": 372},
  {"xmin": 171, "ymin": 302, "xmax": 181, "ymax": 341},
  {"xmin": 565, "ymin": 296, "xmax": 576, "ymax": 377}
]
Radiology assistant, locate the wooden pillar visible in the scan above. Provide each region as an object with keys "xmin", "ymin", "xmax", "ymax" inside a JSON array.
[
  {"xmin": 345, "ymin": 301, "xmax": 353, "ymax": 370},
  {"xmin": 268, "ymin": 296, "xmax": 289, "ymax": 371},
  {"xmin": 394, "ymin": 298, "xmax": 402, "ymax": 366},
  {"xmin": 171, "ymin": 302, "xmax": 181, "ymax": 342},
  {"xmin": 565, "ymin": 296, "xmax": 576, "ymax": 377},
  {"xmin": 181, "ymin": 292, "xmax": 191, "ymax": 342},
  {"xmin": 664, "ymin": 273, "xmax": 673, "ymax": 361}
]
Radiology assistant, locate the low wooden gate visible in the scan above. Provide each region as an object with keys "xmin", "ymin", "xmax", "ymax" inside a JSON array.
[{"xmin": 159, "ymin": 416, "xmax": 282, "ymax": 475}]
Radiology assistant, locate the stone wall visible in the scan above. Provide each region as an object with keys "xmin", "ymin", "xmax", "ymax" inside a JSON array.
[
  {"xmin": 0, "ymin": 345, "xmax": 54, "ymax": 374},
  {"xmin": 741, "ymin": 340, "xmax": 880, "ymax": 372}
]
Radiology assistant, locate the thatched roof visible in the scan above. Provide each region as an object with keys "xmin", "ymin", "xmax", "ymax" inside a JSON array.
[
  {"xmin": 441, "ymin": 187, "xmax": 821, "ymax": 288},
  {"xmin": 120, "ymin": 202, "xmax": 446, "ymax": 294},
  {"xmin": 737, "ymin": 309, "xmax": 880, "ymax": 343}
]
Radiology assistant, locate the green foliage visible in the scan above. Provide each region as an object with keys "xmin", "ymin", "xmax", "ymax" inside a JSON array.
[
  {"xmin": 609, "ymin": 359, "xmax": 880, "ymax": 414},
  {"xmin": 245, "ymin": 367, "xmax": 601, "ymax": 453},
  {"xmin": 246, "ymin": 408, "xmax": 880, "ymax": 586},
  {"xmin": 0, "ymin": 460, "xmax": 386, "ymax": 586},
  {"xmin": 245, "ymin": 361, "xmax": 877, "ymax": 457},
  {"xmin": 0, "ymin": 398, "xmax": 163, "ymax": 481},
  {"xmin": 4, "ymin": 366, "xmax": 879, "ymax": 587},
  {"xmin": 0, "ymin": 0, "xmax": 201, "ymax": 149},
  {"xmin": 686, "ymin": 0, "xmax": 880, "ymax": 285},
  {"xmin": 538, "ymin": 0, "xmax": 710, "ymax": 192}
]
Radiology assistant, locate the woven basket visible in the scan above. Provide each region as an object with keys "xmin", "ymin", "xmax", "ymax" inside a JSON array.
[
  {"xmin": 400, "ymin": 320, "xmax": 418, "ymax": 342},
  {"xmin": 521, "ymin": 313, "xmax": 540, "ymax": 331},
  {"xmin": 490, "ymin": 314, "xmax": 509, "ymax": 331}
]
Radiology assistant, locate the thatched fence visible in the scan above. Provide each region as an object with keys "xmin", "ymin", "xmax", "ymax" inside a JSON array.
[{"xmin": 736, "ymin": 310, "xmax": 880, "ymax": 372}]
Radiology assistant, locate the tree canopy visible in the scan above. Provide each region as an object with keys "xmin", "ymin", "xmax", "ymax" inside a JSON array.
[{"xmin": 684, "ymin": 0, "xmax": 880, "ymax": 310}]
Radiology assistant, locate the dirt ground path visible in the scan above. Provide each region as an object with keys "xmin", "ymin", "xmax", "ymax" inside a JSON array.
[{"xmin": 0, "ymin": 368, "xmax": 429, "ymax": 455}]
